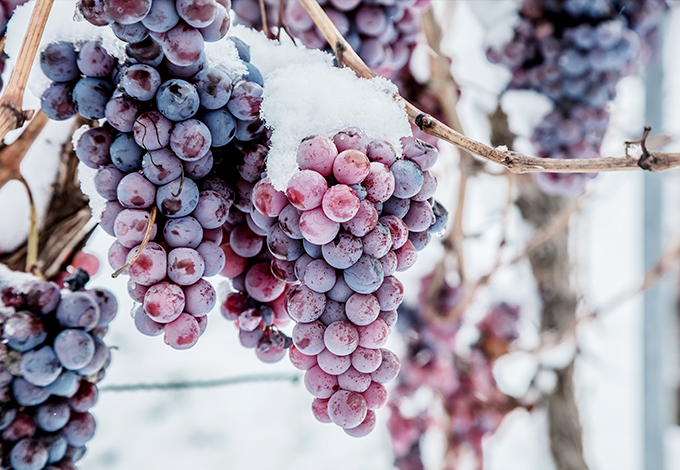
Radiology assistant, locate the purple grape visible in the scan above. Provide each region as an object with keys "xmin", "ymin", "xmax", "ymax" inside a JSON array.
[
  {"xmin": 105, "ymin": 92, "xmax": 140, "ymax": 133},
  {"xmin": 126, "ymin": 36, "xmax": 165, "ymax": 67},
  {"xmin": 77, "ymin": 41, "xmax": 115, "ymax": 77},
  {"xmin": 142, "ymin": 0, "xmax": 180, "ymax": 32},
  {"xmin": 53, "ymin": 329, "xmax": 95, "ymax": 371},
  {"xmin": 133, "ymin": 111, "xmax": 173, "ymax": 151},
  {"xmin": 164, "ymin": 216, "xmax": 203, "ymax": 248},
  {"xmin": 121, "ymin": 64, "xmax": 161, "ymax": 101},
  {"xmin": 110, "ymin": 133, "xmax": 144, "ymax": 172},
  {"xmin": 167, "ymin": 247, "xmax": 206, "ymax": 285},
  {"xmin": 41, "ymin": 82, "xmax": 76, "ymax": 121},
  {"xmin": 142, "ymin": 148, "xmax": 183, "ymax": 185},
  {"xmin": 104, "ymin": 0, "xmax": 152, "ymax": 24},
  {"xmin": 55, "ymin": 292, "xmax": 100, "ymax": 330},
  {"xmin": 75, "ymin": 127, "xmax": 112, "ymax": 169},
  {"xmin": 9, "ymin": 438, "xmax": 48, "ymax": 470},
  {"xmin": 154, "ymin": 21, "xmax": 205, "ymax": 66},
  {"xmin": 199, "ymin": 3, "xmax": 230, "ymax": 41},
  {"xmin": 170, "ymin": 119, "xmax": 212, "ymax": 160},
  {"xmin": 343, "ymin": 254, "xmax": 384, "ymax": 294},
  {"xmin": 35, "ymin": 401, "xmax": 70, "ymax": 432}
]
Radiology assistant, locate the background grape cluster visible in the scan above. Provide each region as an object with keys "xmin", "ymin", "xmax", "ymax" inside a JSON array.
[
  {"xmin": 232, "ymin": 0, "xmax": 429, "ymax": 79},
  {"xmin": 0, "ymin": 273, "xmax": 117, "ymax": 470},
  {"xmin": 387, "ymin": 271, "xmax": 532, "ymax": 469},
  {"xmin": 487, "ymin": 0, "xmax": 666, "ymax": 196}
]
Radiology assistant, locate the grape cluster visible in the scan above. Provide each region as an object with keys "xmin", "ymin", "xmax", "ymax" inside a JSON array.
[
  {"xmin": 232, "ymin": 0, "xmax": 429, "ymax": 79},
  {"xmin": 40, "ymin": 0, "xmax": 267, "ymax": 350},
  {"xmin": 0, "ymin": 272, "xmax": 116, "ymax": 470},
  {"xmin": 219, "ymin": 127, "xmax": 447, "ymax": 436},
  {"xmin": 487, "ymin": 0, "xmax": 665, "ymax": 196},
  {"xmin": 387, "ymin": 272, "xmax": 531, "ymax": 468}
]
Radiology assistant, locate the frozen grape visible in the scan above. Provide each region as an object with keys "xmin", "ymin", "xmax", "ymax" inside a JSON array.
[
  {"xmin": 195, "ymin": 241, "xmax": 226, "ymax": 276},
  {"xmin": 170, "ymin": 119, "xmax": 211, "ymax": 160},
  {"xmin": 41, "ymin": 82, "xmax": 76, "ymax": 121},
  {"xmin": 72, "ymin": 78, "xmax": 114, "ymax": 119},
  {"xmin": 293, "ymin": 320, "xmax": 326, "ymax": 356},
  {"xmin": 324, "ymin": 321, "xmax": 359, "ymax": 356},
  {"xmin": 317, "ymin": 349, "xmax": 352, "ymax": 375},
  {"xmin": 156, "ymin": 177, "xmax": 200, "ymax": 218},
  {"xmin": 370, "ymin": 348, "xmax": 400, "ymax": 383},
  {"xmin": 182, "ymin": 278, "xmax": 217, "ymax": 315},
  {"xmin": 142, "ymin": 0, "xmax": 179, "ymax": 32},
  {"xmin": 304, "ymin": 365, "xmax": 339, "ymax": 399},
  {"xmin": 303, "ymin": 259, "xmax": 336, "ymax": 293},
  {"xmin": 199, "ymin": 3, "xmax": 230, "ymax": 41},
  {"xmin": 121, "ymin": 64, "xmax": 161, "ymax": 101},
  {"xmin": 345, "ymin": 293, "xmax": 380, "ymax": 326},
  {"xmin": 105, "ymin": 93, "xmax": 140, "ymax": 133},
  {"xmin": 55, "ymin": 292, "xmax": 100, "ymax": 330},
  {"xmin": 77, "ymin": 41, "xmax": 115, "ymax": 77},
  {"xmin": 167, "ymin": 247, "xmax": 205, "ymax": 285},
  {"xmin": 164, "ymin": 313, "xmax": 200, "ymax": 349},
  {"xmin": 117, "ymin": 172, "xmax": 156, "ymax": 209},
  {"xmin": 156, "ymin": 79, "xmax": 200, "ymax": 121},
  {"xmin": 226, "ymin": 80, "xmax": 263, "ymax": 120},
  {"xmin": 299, "ymin": 207, "xmax": 340, "ymax": 245},
  {"xmin": 75, "ymin": 127, "xmax": 112, "ymax": 169},
  {"xmin": 199, "ymin": 108, "xmax": 237, "ymax": 146},
  {"xmin": 342, "ymin": 199, "xmax": 378, "ymax": 237},
  {"xmin": 253, "ymin": 178, "xmax": 289, "ymax": 217},
  {"xmin": 19, "ymin": 346, "xmax": 62, "ymax": 387},
  {"xmin": 267, "ymin": 223, "xmax": 304, "ymax": 261},
  {"xmin": 125, "ymin": 242, "xmax": 167, "ymax": 285},
  {"xmin": 110, "ymin": 133, "xmax": 144, "ymax": 172},
  {"xmin": 343, "ymin": 254, "xmax": 384, "ymax": 295},
  {"xmin": 286, "ymin": 170, "xmax": 328, "ymax": 211},
  {"xmin": 112, "ymin": 21, "xmax": 150, "ymax": 43},
  {"xmin": 367, "ymin": 140, "xmax": 397, "ymax": 166},
  {"xmin": 333, "ymin": 150, "xmax": 370, "ymax": 185},
  {"xmin": 143, "ymin": 282, "xmax": 185, "ymax": 323},
  {"xmin": 104, "ymin": 0, "xmax": 152, "ymax": 24},
  {"xmin": 296, "ymin": 135, "xmax": 338, "ymax": 176},
  {"xmin": 333, "ymin": 127, "xmax": 369, "ymax": 154},
  {"xmin": 114, "ymin": 209, "xmax": 158, "ymax": 248},
  {"xmin": 40, "ymin": 42, "xmax": 78, "ymax": 82},
  {"xmin": 284, "ymin": 285, "xmax": 326, "ymax": 324},
  {"xmin": 391, "ymin": 159, "xmax": 425, "ymax": 199},
  {"xmin": 245, "ymin": 263, "xmax": 286, "ymax": 302},
  {"xmin": 53, "ymin": 330, "xmax": 95, "ymax": 370},
  {"xmin": 133, "ymin": 111, "xmax": 173, "ymax": 150},
  {"xmin": 321, "ymin": 234, "xmax": 363, "ymax": 269},
  {"xmin": 328, "ymin": 390, "xmax": 367, "ymax": 429},
  {"xmin": 142, "ymin": 148, "xmax": 182, "ymax": 185},
  {"xmin": 321, "ymin": 184, "xmax": 360, "ymax": 223}
]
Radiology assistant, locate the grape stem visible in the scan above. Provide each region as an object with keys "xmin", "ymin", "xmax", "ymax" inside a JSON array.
[
  {"xmin": 258, "ymin": 0, "xmax": 271, "ymax": 38},
  {"xmin": 0, "ymin": 0, "xmax": 54, "ymax": 141},
  {"xmin": 99, "ymin": 372, "xmax": 301, "ymax": 392},
  {"xmin": 296, "ymin": 0, "xmax": 680, "ymax": 174},
  {"xmin": 111, "ymin": 206, "xmax": 157, "ymax": 278}
]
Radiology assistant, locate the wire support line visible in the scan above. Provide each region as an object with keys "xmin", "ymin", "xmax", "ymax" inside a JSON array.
[{"xmin": 99, "ymin": 372, "xmax": 302, "ymax": 392}]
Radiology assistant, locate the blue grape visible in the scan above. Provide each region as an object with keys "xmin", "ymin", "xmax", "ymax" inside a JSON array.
[
  {"xmin": 38, "ymin": 433, "xmax": 67, "ymax": 464},
  {"xmin": 228, "ymin": 36, "xmax": 251, "ymax": 62},
  {"xmin": 35, "ymin": 401, "xmax": 71, "ymax": 432},
  {"xmin": 199, "ymin": 107, "xmax": 237, "ymax": 146},
  {"xmin": 72, "ymin": 77, "xmax": 114, "ymax": 119},
  {"xmin": 243, "ymin": 61, "xmax": 264, "ymax": 86},
  {"xmin": 19, "ymin": 346, "xmax": 62, "ymax": 387},
  {"xmin": 156, "ymin": 176, "xmax": 200, "ymax": 218},
  {"xmin": 343, "ymin": 254, "xmax": 384, "ymax": 294},
  {"xmin": 40, "ymin": 42, "xmax": 79, "ymax": 82},
  {"xmin": 53, "ymin": 329, "xmax": 95, "ymax": 370},
  {"xmin": 44, "ymin": 371, "xmax": 80, "ymax": 397},
  {"xmin": 41, "ymin": 82, "xmax": 76, "ymax": 121},
  {"xmin": 184, "ymin": 151, "xmax": 213, "ymax": 178},
  {"xmin": 156, "ymin": 78, "xmax": 200, "ymax": 121},
  {"xmin": 164, "ymin": 51, "xmax": 206, "ymax": 79},
  {"xmin": 110, "ymin": 133, "xmax": 144, "ymax": 172},
  {"xmin": 9, "ymin": 438, "xmax": 48, "ymax": 470},
  {"xmin": 94, "ymin": 164, "xmax": 125, "ymax": 201},
  {"xmin": 194, "ymin": 67, "xmax": 232, "ymax": 109},
  {"xmin": 12, "ymin": 378, "xmax": 49, "ymax": 406}
]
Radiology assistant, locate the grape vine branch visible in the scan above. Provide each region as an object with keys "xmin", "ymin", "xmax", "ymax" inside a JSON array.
[{"xmin": 296, "ymin": 0, "xmax": 680, "ymax": 175}]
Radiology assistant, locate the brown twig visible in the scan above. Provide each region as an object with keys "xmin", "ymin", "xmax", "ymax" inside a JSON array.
[
  {"xmin": 17, "ymin": 176, "xmax": 39, "ymax": 274},
  {"xmin": 111, "ymin": 207, "xmax": 157, "ymax": 278},
  {"xmin": 258, "ymin": 0, "xmax": 271, "ymax": 38},
  {"xmin": 0, "ymin": 0, "xmax": 54, "ymax": 141},
  {"xmin": 0, "ymin": 111, "xmax": 49, "ymax": 189},
  {"xmin": 296, "ymin": 0, "xmax": 680, "ymax": 175}
]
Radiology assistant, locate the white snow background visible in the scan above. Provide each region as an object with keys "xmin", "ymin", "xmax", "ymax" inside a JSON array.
[{"xmin": 0, "ymin": 1, "xmax": 679, "ymax": 469}]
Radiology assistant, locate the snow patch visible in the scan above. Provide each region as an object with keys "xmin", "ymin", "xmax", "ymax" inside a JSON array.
[
  {"xmin": 261, "ymin": 61, "xmax": 411, "ymax": 190},
  {"xmin": 492, "ymin": 351, "xmax": 539, "ymax": 398},
  {"xmin": 78, "ymin": 162, "xmax": 106, "ymax": 223}
]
